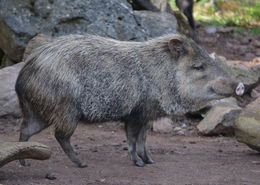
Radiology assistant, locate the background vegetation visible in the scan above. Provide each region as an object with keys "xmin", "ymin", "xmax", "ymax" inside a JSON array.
[{"xmin": 170, "ymin": 0, "xmax": 260, "ymax": 34}]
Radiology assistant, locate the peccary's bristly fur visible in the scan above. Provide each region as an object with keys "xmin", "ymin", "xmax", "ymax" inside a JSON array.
[{"xmin": 16, "ymin": 33, "xmax": 239, "ymax": 167}]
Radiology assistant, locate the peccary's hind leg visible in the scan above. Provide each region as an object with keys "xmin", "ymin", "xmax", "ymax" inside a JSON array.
[
  {"xmin": 19, "ymin": 117, "xmax": 49, "ymax": 166},
  {"xmin": 54, "ymin": 121, "xmax": 87, "ymax": 168},
  {"xmin": 136, "ymin": 123, "xmax": 154, "ymax": 164}
]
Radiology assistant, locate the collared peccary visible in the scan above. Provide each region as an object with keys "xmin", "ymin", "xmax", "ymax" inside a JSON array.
[{"xmin": 15, "ymin": 33, "xmax": 244, "ymax": 168}]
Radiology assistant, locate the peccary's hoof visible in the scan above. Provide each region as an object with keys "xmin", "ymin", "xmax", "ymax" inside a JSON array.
[
  {"xmin": 144, "ymin": 158, "xmax": 154, "ymax": 164},
  {"xmin": 134, "ymin": 160, "xmax": 145, "ymax": 167},
  {"xmin": 78, "ymin": 162, "xmax": 88, "ymax": 168}
]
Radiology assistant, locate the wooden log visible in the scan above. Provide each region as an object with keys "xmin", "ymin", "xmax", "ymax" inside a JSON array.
[{"xmin": 0, "ymin": 142, "xmax": 51, "ymax": 167}]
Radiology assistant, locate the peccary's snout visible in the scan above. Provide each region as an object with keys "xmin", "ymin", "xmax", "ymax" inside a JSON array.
[
  {"xmin": 210, "ymin": 79, "xmax": 244, "ymax": 98},
  {"xmin": 235, "ymin": 82, "xmax": 244, "ymax": 96}
]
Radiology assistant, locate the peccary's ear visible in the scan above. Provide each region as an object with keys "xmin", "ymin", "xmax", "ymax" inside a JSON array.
[{"xmin": 168, "ymin": 38, "xmax": 185, "ymax": 59}]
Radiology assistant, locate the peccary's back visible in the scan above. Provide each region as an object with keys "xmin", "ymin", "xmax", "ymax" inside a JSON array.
[{"xmin": 16, "ymin": 34, "xmax": 148, "ymax": 123}]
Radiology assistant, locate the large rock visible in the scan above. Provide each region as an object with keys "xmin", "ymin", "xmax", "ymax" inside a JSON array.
[
  {"xmin": 0, "ymin": 142, "xmax": 51, "ymax": 167},
  {"xmin": 0, "ymin": 0, "xmax": 179, "ymax": 62},
  {"xmin": 235, "ymin": 97, "xmax": 260, "ymax": 152},
  {"xmin": 0, "ymin": 62, "xmax": 24, "ymax": 117},
  {"xmin": 197, "ymin": 97, "xmax": 242, "ymax": 135},
  {"xmin": 134, "ymin": 11, "xmax": 177, "ymax": 38}
]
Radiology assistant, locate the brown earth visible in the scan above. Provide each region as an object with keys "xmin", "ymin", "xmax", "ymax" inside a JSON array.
[
  {"xmin": 197, "ymin": 26, "xmax": 260, "ymax": 62},
  {"xmin": 0, "ymin": 117, "xmax": 260, "ymax": 185},
  {"xmin": 1, "ymin": 26, "xmax": 260, "ymax": 185}
]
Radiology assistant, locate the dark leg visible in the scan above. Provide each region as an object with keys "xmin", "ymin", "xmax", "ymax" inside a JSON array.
[
  {"xmin": 136, "ymin": 123, "xmax": 154, "ymax": 164},
  {"xmin": 125, "ymin": 121, "xmax": 145, "ymax": 167},
  {"xmin": 19, "ymin": 117, "xmax": 49, "ymax": 166},
  {"xmin": 54, "ymin": 122, "xmax": 87, "ymax": 168}
]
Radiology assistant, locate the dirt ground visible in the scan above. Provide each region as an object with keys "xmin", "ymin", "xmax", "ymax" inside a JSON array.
[
  {"xmin": 1, "ymin": 27, "xmax": 260, "ymax": 185},
  {"xmin": 0, "ymin": 117, "xmax": 260, "ymax": 185},
  {"xmin": 197, "ymin": 26, "xmax": 260, "ymax": 62}
]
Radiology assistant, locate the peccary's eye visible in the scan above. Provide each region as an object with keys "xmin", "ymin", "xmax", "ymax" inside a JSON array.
[{"xmin": 192, "ymin": 64, "xmax": 204, "ymax": 70}]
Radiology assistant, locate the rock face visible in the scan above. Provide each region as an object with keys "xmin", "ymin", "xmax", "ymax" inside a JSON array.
[
  {"xmin": 0, "ymin": 141, "xmax": 51, "ymax": 167},
  {"xmin": 235, "ymin": 97, "xmax": 260, "ymax": 152},
  {"xmin": 0, "ymin": 62, "xmax": 24, "ymax": 117},
  {"xmin": 0, "ymin": 0, "xmax": 179, "ymax": 62},
  {"xmin": 197, "ymin": 97, "xmax": 242, "ymax": 135}
]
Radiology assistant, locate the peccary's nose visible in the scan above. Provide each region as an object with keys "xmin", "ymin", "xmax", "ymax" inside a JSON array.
[{"xmin": 235, "ymin": 82, "xmax": 244, "ymax": 96}]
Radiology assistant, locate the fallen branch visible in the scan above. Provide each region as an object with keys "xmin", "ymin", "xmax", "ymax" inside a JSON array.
[{"xmin": 0, "ymin": 142, "xmax": 51, "ymax": 167}]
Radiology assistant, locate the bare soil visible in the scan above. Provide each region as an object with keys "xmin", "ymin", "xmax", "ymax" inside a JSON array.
[
  {"xmin": 197, "ymin": 26, "xmax": 260, "ymax": 62},
  {"xmin": 0, "ymin": 117, "xmax": 260, "ymax": 185}
]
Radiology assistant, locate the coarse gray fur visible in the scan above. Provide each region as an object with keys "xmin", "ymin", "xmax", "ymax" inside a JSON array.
[{"xmin": 15, "ymin": 33, "xmax": 239, "ymax": 167}]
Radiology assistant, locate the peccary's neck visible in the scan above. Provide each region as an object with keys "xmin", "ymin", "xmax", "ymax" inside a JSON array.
[
  {"xmin": 133, "ymin": 36, "xmax": 208, "ymax": 116},
  {"xmin": 134, "ymin": 39, "xmax": 182, "ymax": 114}
]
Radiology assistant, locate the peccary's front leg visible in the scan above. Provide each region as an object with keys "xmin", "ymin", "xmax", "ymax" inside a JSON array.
[
  {"xmin": 125, "ymin": 121, "xmax": 145, "ymax": 167},
  {"xmin": 136, "ymin": 123, "xmax": 154, "ymax": 164}
]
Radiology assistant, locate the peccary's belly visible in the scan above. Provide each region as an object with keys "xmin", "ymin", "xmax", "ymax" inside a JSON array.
[{"xmin": 80, "ymin": 81, "xmax": 142, "ymax": 122}]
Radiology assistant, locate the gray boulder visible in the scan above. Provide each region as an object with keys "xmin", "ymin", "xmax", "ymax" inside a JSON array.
[
  {"xmin": 134, "ymin": 11, "xmax": 177, "ymax": 38},
  {"xmin": 235, "ymin": 97, "xmax": 260, "ymax": 152},
  {"xmin": 0, "ymin": 34, "xmax": 51, "ymax": 118},
  {"xmin": 197, "ymin": 97, "xmax": 242, "ymax": 135},
  {"xmin": 0, "ymin": 62, "xmax": 24, "ymax": 117},
  {"xmin": 0, "ymin": 0, "xmax": 179, "ymax": 62}
]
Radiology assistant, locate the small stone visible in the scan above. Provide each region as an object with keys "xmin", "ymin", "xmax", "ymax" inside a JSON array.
[
  {"xmin": 240, "ymin": 37, "xmax": 251, "ymax": 45},
  {"xmin": 251, "ymin": 89, "xmax": 260, "ymax": 98},
  {"xmin": 205, "ymin": 26, "xmax": 217, "ymax": 34},
  {"xmin": 244, "ymin": 53, "xmax": 255, "ymax": 60},
  {"xmin": 177, "ymin": 130, "xmax": 185, "ymax": 135},
  {"xmin": 252, "ymin": 40, "xmax": 260, "ymax": 48},
  {"xmin": 217, "ymin": 27, "xmax": 234, "ymax": 33},
  {"xmin": 255, "ymin": 49, "xmax": 260, "ymax": 56},
  {"xmin": 252, "ymin": 161, "xmax": 260, "ymax": 165},
  {"xmin": 181, "ymin": 123, "xmax": 187, "ymax": 128},
  {"xmin": 45, "ymin": 173, "xmax": 57, "ymax": 180},
  {"xmin": 174, "ymin": 127, "xmax": 182, "ymax": 131},
  {"xmin": 152, "ymin": 117, "xmax": 173, "ymax": 133}
]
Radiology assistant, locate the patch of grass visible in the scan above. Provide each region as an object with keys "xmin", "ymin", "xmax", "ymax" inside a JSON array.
[
  {"xmin": 169, "ymin": 0, "xmax": 260, "ymax": 35},
  {"xmin": 194, "ymin": 0, "xmax": 260, "ymax": 27},
  {"xmin": 251, "ymin": 27, "xmax": 260, "ymax": 35}
]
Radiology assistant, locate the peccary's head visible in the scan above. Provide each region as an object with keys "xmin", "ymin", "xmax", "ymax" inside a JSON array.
[{"xmin": 166, "ymin": 35, "xmax": 244, "ymax": 112}]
